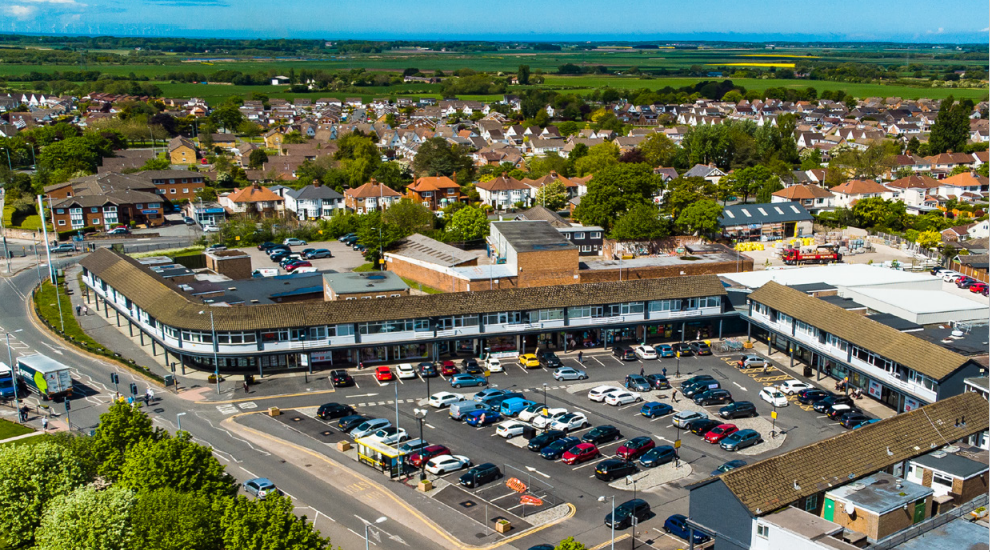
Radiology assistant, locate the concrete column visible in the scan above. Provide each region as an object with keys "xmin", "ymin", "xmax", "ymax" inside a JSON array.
[
  {"xmin": 104, "ymin": 299, "xmax": 109, "ymax": 317},
  {"xmin": 115, "ymin": 310, "xmax": 120, "ymax": 327},
  {"xmin": 139, "ymin": 330, "xmax": 144, "ymax": 346},
  {"xmin": 164, "ymin": 348, "xmax": 168, "ymax": 365},
  {"xmin": 152, "ymin": 340, "xmax": 157, "ymax": 356},
  {"xmin": 768, "ymin": 333, "xmax": 773, "ymax": 355},
  {"xmin": 789, "ymin": 342, "xmax": 795, "ymax": 367},
  {"xmin": 181, "ymin": 354, "xmax": 186, "ymax": 375},
  {"xmin": 747, "ymin": 321, "xmax": 751, "ymax": 341},
  {"xmin": 128, "ymin": 320, "xmax": 133, "ymax": 337},
  {"xmin": 681, "ymin": 322, "xmax": 686, "ymax": 343},
  {"xmin": 718, "ymin": 319, "xmax": 723, "ymax": 339}
]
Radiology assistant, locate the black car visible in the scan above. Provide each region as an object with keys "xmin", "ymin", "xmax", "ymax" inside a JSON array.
[
  {"xmin": 827, "ymin": 405, "xmax": 861, "ymax": 420},
  {"xmin": 839, "ymin": 412, "xmax": 873, "ymax": 429},
  {"xmin": 540, "ymin": 436, "xmax": 582, "ymax": 460},
  {"xmin": 680, "ymin": 374, "xmax": 715, "ymax": 389},
  {"xmin": 682, "ymin": 380, "xmax": 719, "ymax": 399},
  {"xmin": 694, "ymin": 389, "xmax": 733, "ymax": 406},
  {"xmin": 813, "ymin": 395, "xmax": 854, "ymax": 413},
  {"xmin": 270, "ymin": 251, "xmax": 293, "ymax": 263},
  {"xmin": 317, "ymin": 402, "xmax": 355, "ymax": 420},
  {"xmin": 797, "ymin": 389, "xmax": 830, "ymax": 404},
  {"xmin": 719, "ymin": 401, "xmax": 757, "ymax": 419},
  {"xmin": 612, "ymin": 346, "xmax": 636, "ymax": 361},
  {"xmin": 257, "ymin": 241, "xmax": 278, "ymax": 251},
  {"xmin": 417, "ymin": 362, "xmax": 438, "ymax": 378},
  {"xmin": 673, "ymin": 342, "xmax": 694, "ymax": 357},
  {"xmin": 461, "ymin": 358, "xmax": 483, "ymax": 374},
  {"xmin": 538, "ymin": 351, "xmax": 562, "ymax": 369},
  {"xmin": 594, "ymin": 458, "xmax": 637, "ymax": 481},
  {"xmin": 687, "ymin": 418, "xmax": 720, "ymax": 436},
  {"xmin": 330, "ymin": 370, "xmax": 354, "ymax": 387},
  {"xmin": 582, "ymin": 425, "xmax": 622, "ymax": 445},
  {"xmin": 266, "ymin": 245, "xmax": 290, "ymax": 254},
  {"xmin": 605, "ymin": 498, "xmax": 651, "ymax": 529},
  {"xmin": 336, "ymin": 415, "xmax": 369, "ymax": 433},
  {"xmin": 459, "ymin": 463, "xmax": 502, "ymax": 488},
  {"xmin": 689, "ymin": 341, "xmax": 712, "ymax": 356},
  {"xmin": 645, "ymin": 374, "xmax": 671, "ymax": 390},
  {"xmin": 710, "ymin": 459, "xmax": 747, "ymax": 476},
  {"xmin": 528, "ymin": 430, "xmax": 568, "ymax": 452}
]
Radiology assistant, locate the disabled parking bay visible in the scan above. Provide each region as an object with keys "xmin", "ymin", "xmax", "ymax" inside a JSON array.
[{"xmin": 432, "ymin": 483, "xmax": 532, "ymax": 535}]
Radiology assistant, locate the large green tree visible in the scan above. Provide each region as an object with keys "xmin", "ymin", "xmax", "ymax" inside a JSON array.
[
  {"xmin": 676, "ymin": 199, "xmax": 723, "ymax": 236},
  {"xmin": 130, "ymin": 488, "xmax": 223, "ymax": 550},
  {"xmin": 445, "ymin": 204, "xmax": 490, "ymax": 243},
  {"xmin": 413, "ymin": 137, "xmax": 474, "ymax": 180},
  {"xmin": 573, "ymin": 142, "xmax": 620, "ymax": 176},
  {"xmin": 533, "ymin": 180, "xmax": 569, "ymax": 211},
  {"xmin": 117, "ymin": 432, "xmax": 237, "ymax": 499},
  {"xmin": 662, "ymin": 176, "xmax": 717, "ymax": 219},
  {"xmin": 928, "ymin": 96, "xmax": 973, "ymax": 155},
  {"xmin": 219, "ymin": 494, "xmax": 329, "ymax": 550},
  {"xmin": 384, "ymin": 199, "xmax": 435, "ymax": 236},
  {"xmin": 357, "ymin": 211, "xmax": 405, "ymax": 265},
  {"xmin": 35, "ymin": 486, "xmax": 137, "ymax": 550},
  {"xmin": 573, "ymin": 163, "xmax": 663, "ymax": 231},
  {"xmin": 90, "ymin": 402, "xmax": 163, "ymax": 480},
  {"xmin": 609, "ymin": 203, "xmax": 669, "ymax": 241},
  {"xmin": 639, "ymin": 133, "xmax": 678, "ymax": 167}
]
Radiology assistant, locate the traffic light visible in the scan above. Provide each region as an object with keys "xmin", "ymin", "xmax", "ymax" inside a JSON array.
[
  {"xmin": 64, "ymin": 399, "xmax": 70, "ymax": 411},
  {"xmin": 110, "ymin": 373, "xmax": 119, "ymax": 384},
  {"xmin": 129, "ymin": 383, "xmax": 138, "ymax": 396}
]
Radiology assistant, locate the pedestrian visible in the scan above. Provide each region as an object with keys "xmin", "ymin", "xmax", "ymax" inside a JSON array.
[
  {"xmin": 82, "ymin": 305, "xmax": 88, "ymax": 316},
  {"xmin": 243, "ymin": 381, "xmax": 249, "ymax": 393},
  {"xmin": 147, "ymin": 388, "xmax": 154, "ymax": 402},
  {"xmin": 671, "ymin": 390, "xmax": 678, "ymax": 402},
  {"xmin": 662, "ymin": 367, "xmax": 667, "ymax": 377},
  {"xmin": 42, "ymin": 416, "xmax": 49, "ymax": 431},
  {"xmin": 76, "ymin": 305, "xmax": 81, "ymax": 317},
  {"xmin": 19, "ymin": 406, "xmax": 29, "ymax": 422},
  {"xmin": 639, "ymin": 363, "xmax": 645, "ymax": 377},
  {"xmin": 577, "ymin": 351, "xmax": 583, "ymax": 364}
]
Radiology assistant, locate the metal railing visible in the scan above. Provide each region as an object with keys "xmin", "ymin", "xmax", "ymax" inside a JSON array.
[{"xmin": 868, "ymin": 494, "xmax": 988, "ymax": 549}]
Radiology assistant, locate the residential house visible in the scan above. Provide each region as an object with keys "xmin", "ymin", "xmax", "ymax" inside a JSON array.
[
  {"xmin": 168, "ymin": 136, "xmax": 197, "ymax": 165},
  {"xmin": 405, "ymin": 176, "xmax": 461, "ymax": 211},
  {"xmin": 821, "ymin": 474, "xmax": 933, "ymax": 542},
  {"xmin": 926, "ymin": 152, "xmax": 977, "ymax": 175},
  {"xmin": 905, "ymin": 446, "xmax": 989, "ymax": 513},
  {"xmin": 283, "ymin": 182, "xmax": 344, "ymax": 220},
  {"xmin": 942, "ymin": 223, "xmax": 976, "ymax": 242},
  {"xmin": 770, "ymin": 184, "xmax": 834, "ymax": 214},
  {"xmin": 51, "ymin": 190, "xmax": 165, "ymax": 231},
  {"xmin": 218, "ymin": 184, "xmax": 285, "ymax": 216},
  {"xmin": 684, "ymin": 163, "xmax": 726, "ymax": 185},
  {"xmin": 883, "ymin": 175, "xmax": 942, "ymax": 215},
  {"xmin": 937, "ymin": 172, "xmax": 989, "ymax": 204},
  {"xmin": 475, "ymin": 175, "xmax": 532, "ymax": 210},
  {"xmin": 830, "ymin": 179, "xmax": 891, "ymax": 209},
  {"xmin": 138, "ymin": 170, "xmax": 206, "ymax": 202},
  {"xmin": 343, "ymin": 180, "xmax": 402, "ymax": 214},
  {"xmin": 263, "ymin": 128, "xmax": 286, "ymax": 149}
]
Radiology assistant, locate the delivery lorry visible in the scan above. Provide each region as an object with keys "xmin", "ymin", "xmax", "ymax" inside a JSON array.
[
  {"xmin": 0, "ymin": 362, "xmax": 16, "ymax": 398},
  {"xmin": 16, "ymin": 353, "xmax": 73, "ymax": 400}
]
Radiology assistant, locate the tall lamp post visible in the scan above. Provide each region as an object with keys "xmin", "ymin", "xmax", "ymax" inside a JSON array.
[
  {"xmin": 364, "ymin": 516, "xmax": 387, "ymax": 550},
  {"xmin": 5, "ymin": 329, "xmax": 24, "ymax": 418},
  {"xmin": 198, "ymin": 310, "xmax": 221, "ymax": 394},
  {"xmin": 413, "ymin": 408, "xmax": 428, "ymax": 479},
  {"xmin": 176, "ymin": 412, "xmax": 186, "ymax": 432},
  {"xmin": 626, "ymin": 475, "xmax": 639, "ymax": 550},
  {"xmin": 599, "ymin": 495, "xmax": 616, "ymax": 551}
]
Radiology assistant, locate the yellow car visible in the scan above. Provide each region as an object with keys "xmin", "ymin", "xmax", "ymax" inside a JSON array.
[{"xmin": 518, "ymin": 354, "xmax": 541, "ymax": 368}]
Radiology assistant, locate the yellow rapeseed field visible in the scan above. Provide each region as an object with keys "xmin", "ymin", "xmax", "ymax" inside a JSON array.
[
  {"xmin": 708, "ymin": 62, "xmax": 797, "ymax": 68},
  {"xmin": 738, "ymin": 54, "xmax": 819, "ymax": 58}
]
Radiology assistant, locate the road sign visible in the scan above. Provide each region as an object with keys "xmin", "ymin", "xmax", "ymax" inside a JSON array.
[
  {"xmin": 674, "ymin": 439, "xmax": 681, "ymax": 449},
  {"xmin": 771, "ymin": 411, "xmax": 778, "ymax": 420}
]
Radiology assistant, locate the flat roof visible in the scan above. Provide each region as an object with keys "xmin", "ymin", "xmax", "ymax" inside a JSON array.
[
  {"xmin": 322, "ymin": 271, "xmax": 409, "ymax": 295},
  {"xmin": 916, "ymin": 325, "xmax": 990, "ymax": 357},
  {"xmin": 582, "ymin": 249, "xmax": 744, "ymax": 271},
  {"xmin": 825, "ymin": 474, "xmax": 931, "ymax": 515},
  {"xmin": 910, "ymin": 448, "xmax": 989, "ymax": 479},
  {"xmin": 199, "ymin": 273, "xmax": 326, "ymax": 305},
  {"xmin": 815, "ymin": 295, "xmax": 866, "ymax": 310},
  {"xmin": 864, "ymin": 313, "xmax": 924, "ymax": 333},
  {"xmin": 721, "ymin": 265, "xmax": 941, "ymax": 290},
  {"xmin": 761, "ymin": 507, "xmax": 854, "ymax": 548},
  {"xmin": 492, "ymin": 221, "xmax": 577, "ymax": 253},
  {"xmin": 451, "ymin": 264, "xmax": 518, "ymax": 280},
  {"xmin": 787, "ymin": 282, "xmax": 837, "ymax": 293},
  {"xmin": 848, "ymin": 288, "xmax": 989, "ymax": 316},
  {"xmin": 896, "ymin": 517, "xmax": 989, "ymax": 550}
]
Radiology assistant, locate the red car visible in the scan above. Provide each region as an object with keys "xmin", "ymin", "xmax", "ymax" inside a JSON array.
[
  {"xmin": 440, "ymin": 360, "xmax": 459, "ymax": 376},
  {"xmin": 969, "ymin": 282, "xmax": 988, "ymax": 294},
  {"xmin": 561, "ymin": 443, "xmax": 599, "ymax": 465},
  {"xmin": 616, "ymin": 436, "xmax": 655, "ymax": 460},
  {"xmin": 408, "ymin": 445, "xmax": 451, "ymax": 468},
  {"xmin": 704, "ymin": 424, "xmax": 739, "ymax": 444},
  {"xmin": 285, "ymin": 261, "xmax": 313, "ymax": 272},
  {"xmin": 374, "ymin": 366, "xmax": 393, "ymax": 382}
]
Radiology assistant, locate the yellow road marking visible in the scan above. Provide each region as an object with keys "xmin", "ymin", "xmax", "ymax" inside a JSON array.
[{"xmin": 196, "ymin": 388, "xmax": 335, "ymax": 405}]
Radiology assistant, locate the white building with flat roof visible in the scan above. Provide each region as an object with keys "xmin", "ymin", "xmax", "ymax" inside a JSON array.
[{"xmin": 842, "ymin": 287, "xmax": 989, "ymax": 325}]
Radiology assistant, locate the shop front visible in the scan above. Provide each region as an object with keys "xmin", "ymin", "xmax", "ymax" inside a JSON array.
[
  {"xmin": 438, "ymin": 339, "xmax": 478, "ymax": 357},
  {"xmin": 482, "ymin": 335, "xmax": 518, "ymax": 357}
]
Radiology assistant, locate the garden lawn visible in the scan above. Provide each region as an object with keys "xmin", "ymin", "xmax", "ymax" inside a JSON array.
[{"xmin": 0, "ymin": 418, "xmax": 33, "ymax": 441}]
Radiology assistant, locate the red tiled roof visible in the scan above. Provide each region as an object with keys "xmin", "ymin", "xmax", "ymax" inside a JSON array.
[
  {"xmin": 225, "ymin": 185, "xmax": 283, "ymax": 203},
  {"xmin": 345, "ymin": 181, "xmax": 402, "ymax": 199},
  {"xmin": 832, "ymin": 179, "xmax": 888, "ymax": 195}
]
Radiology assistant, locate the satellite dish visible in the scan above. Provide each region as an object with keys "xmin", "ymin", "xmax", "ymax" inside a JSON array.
[{"xmin": 844, "ymin": 502, "xmax": 856, "ymax": 515}]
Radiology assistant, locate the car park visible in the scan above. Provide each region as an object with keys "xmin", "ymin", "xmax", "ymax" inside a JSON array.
[
  {"xmin": 495, "ymin": 420, "xmax": 529, "ymax": 438},
  {"xmin": 688, "ymin": 418, "xmax": 720, "ymax": 436},
  {"xmin": 540, "ymin": 436, "xmax": 582, "ymax": 460},
  {"xmin": 704, "ymin": 424, "xmax": 739, "ymax": 444},
  {"xmin": 518, "ymin": 354, "xmax": 541, "ymax": 368},
  {"xmin": 550, "ymin": 412, "xmax": 589, "ymax": 432},
  {"xmin": 656, "ymin": 344, "xmax": 675, "ymax": 357},
  {"xmin": 640, "ymin": 402, "xmax": 673, "ymax": 418},
  {"xmin": 396, "ymin": 363, "xmax": 417, "ymax": 379},
  {"xmin": 562, "ymin": 443, "xmax": 600, "ymax": 465},
  {"xmin": 673, "ymin": 343, "xmax": 693, "ymax": 357},
  {"xmin": 450, "ymin": 374, "xmax": 487, "ymax": 388},
  {"xmin": 316, "ymin": 402, "xmax": 355, "ymax": 419},
  {"xmin": 779, "ymin": 380, "xmax": 813, "ymax": 395},
  {"xmin": 305, "ymin": 248, "xmax": 333, "ymax": 259},
  {"xmin": 605, "ymin": 499, "xmax": 651, "ymax": 530},
  {"xmin": 336, "ymin": 415, "xmax": 370, "ymax": 433},
  {"xmin": 639, "ymin": 445, "xmax": 677, "ymax": 468},
  {"xmin": 500, "ymin": 397, "xmax": 536, "ymax": 417},
  {"xmin": 605, "ymin": 390, "xmax": 641, "ymax": 406},
  {"xmin": 465, "ymin": 409, "xmax": 502, "ymax": 427},
  {"xmin": 624, "ymin": 374, "xmax": 652, "ymax": 392},
  {"xmin": 759, "ymin": 386, "xmax": 789, "ymax": 407},
  {"xmin": 737, "ymin": 354, "xmax": 768, "ymax": 369},
  {"xmin": 527, "ymin": 430, "xmax": 567, "ymax": 452},
  {"xmin": 711, "ymin": 459, "xmax": 748, "ymax": 476},
  {"xmin": 429, "ymin": 392, "xmax": 464, "ymax": 408},
  {"xmin": 427, "ymin": 454, "xmax": 472, "ymax": 475},
  {"xmin": 682, "ymin": 379, "xmax": 720, "ymax": 398},
  {"xmin": 616, "ymin": 436, "xmax": 655, "ymax": 460},
  {"xmin": 694, "ymin": 388, "xmax": 733, "ymax": 406},
  {"xmin": 612, "ymin": 346, "xmax": 636, "ymax": 361},
  {"xmin": 672, "ymin": 410, "xmax": 706, "ymax": 428},
  {"xmin": 798, "ymin": 389, "xmax": 831, "ymax": 404},
  {"xmin": 330, "ymin": 370, "xmax": 354, "ymax": 387},
  {"xmin": 439, "ymin": 361, "xmax": 459, "ymax": 376},
  {"xmin": 588, "ymin": 385, "xmax": 622, "ymax": 402},
  {"xmin": 645, "ymin": 374, "xmax": 671, "ymax": 390},
  {"xmin": 839, "ymin": 412, "xmax": 873, "ymax": 429},
  {"xmin": 533, "ymin": 411, "xmax": 569, "ymax": 430},
  {"xmin": 594, "ymin": 458, "xmax": 637, "ymax": 481},
  {"xmin": 519, "ymin": 403, "xmax": 551, "ymax": 423},
  {"xmin": 553, "ymin": 367, "xmax": 588, "ymax": 381},
  {"xmin": 397, "ymin": 439, "xmax": 430, "ymax": 456},
  {"xmin": 633, "ymin": 345, "xmax": 658, "ymax": 360},
  {"xmin": 458, "ymin": 463, "xmax": 502, "ymax": 489},
  {"xmin": 243, "ymin": 478, "xmax": 279, "ymax": 499},
  {"xmin": 689, "ymin": 341, "xmax": 712, "ymax": 355},
  {"xmin": 371, "ymin": 427, "xmax": 408, "ymax": 445},
  {"xmin": 719, "ymin": 429, "xmax": 762, "ymax": 451},
  {"xmin": 350, "ymin": 418, "xmax": 391, "ymax": 439},
  {"xmin": 202, "ymin": 224, "xmax": 220, "ymax": 232},
  {"xmin": 408, "ymin": 445, "xmax": 451, "ymax": 468},
  {"xmin": 449, "ymin": 400, "xmax": 488, "ymax": 420},
  {"xmin": 538, "ymin": 351, "xmax": 562, "ymax": 368},
  {"xmin": 663, "ymin": 514, "xmax": 710, "ymax": 544},
  {"xmin": 374, "ymin": 366, "xmax": 394, "ymax": 382},
  {"xmin": 418, "ymin": 362, "xmax": 438, "ymax": 378},
  {"xmin": 283, "ymin": 238, "xmax": 308, "ymax": 246},
  {"xmin": 813, "ymin": 395, "xmax": 854, "ymax": 413},
  {"xmin": 719, "ymin": 401, "xmax": 757, "ymax": 419},
  {"xmin": 485, "ymin": 357, "xmax": 504, "ymax": 373},
  {"xmin": 582, "ymin": 425, "xmax": 621, "ymax": 445}
]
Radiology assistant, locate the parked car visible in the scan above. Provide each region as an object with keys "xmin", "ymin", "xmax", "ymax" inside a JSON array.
[
  {"xmin": 107, "ymin": 226, "xmax": 130, "ymax": 235},
  {"xmin": 540, "ymin": 436, "xmax": 582, "ymax": 460},
  {"xmin": 449, "ymin": 401, "xmax": 488, "ymax": 421},
  {"xmin": 588, "ymin": 385, "xmax": 622, "ymax": 402},
  {"xmin": 518, "ymin": 403, "xmax": 551, "ymax": 423},
  {"xmin": 350, "ymin": 418, "xmax": 390, "ymax": 439},
  {"xmin": 672, "ymin": 342, "xmax": 694, "ymax": 357},
  {"xmin": 680, "ymin": 374, "xmax": 716, "ymax": 390},
  {"xmin": 640, "ymin": 402, "xmax": 673, "ymax": 419},
  {"xmin": 450, "ymin": 374, "xmax": 487, "ymax": 388},
  {"xmin": 617, "ymin": 437, "xmax": 655, "ymax": 460},
  {"xmin": 538, "ymin": 351, "xmax": 562, "ymax": 368},
  {"xmin": 500, "ymin": 397, "xmax": 536, "ymax": 417},
  {"xmin": 339, "ymin": 233, "xmax": 357, "ymax": 243},
  {"xmin": 656, "ymin": 344, "xmax": 675, "ymax": 358},
  {"xmin": 711, "ymin": 459, "xmax": 748, "ymax": 476},
  {"xmin": 682, "ymin": 379, "xmax": 720, "ymax": 398},
  {"xmin": 439, "ymin": 360, "xmax": 459, "ymax": 376},
  {"xmin": 397, "ymin": 439, "xmax": 429, "ymax": 456},
  {"xmin": 719, "ymin": 401, "xmax": 757, "ymax": 419},
  {"xmin": 418, "ymin": 362, "xmax": 438, "ymax": 378},
  {"xmin": 779, "ymin": 380, "xmax": 813, "ymax": 395},
  {"xmin": 562, "ymin": 443, "xmax": 600, "ymax": 465},
  {"xmin": 395, "ymin": 363, "xmax": 417, "ymax": 379},
  {"xmin": 285, "ymin": 261, "xmax": 312, "ymax": 273},
  {"xmin": 278, "ymin": 254, "xmax": 303, "ymax": 267},
  {"xmin": 719, "ymin": 429, "xmax": 762, "ymax": 451},
  {"xmin": 737, "ymin": 354, "xmax": 767, "ymax": 369},
  {"xmin": 183, "ymin": 216, "xmax": 197, "ymax": 225},
  {"xmin": 283, "ymin": 238, "xmax": 308, "ymax": 246},
  {"xmin": 553, "ymin": 367, "xmax": 587, "ymax": 381},
  {"xmin": 840, "ymin": 412, "xmax": 874, "ymax": 429},
  {"xmin": 465, "ymin": 409, "xmax": 502, "ymax": 427},
  {"xmin": 645, "ymin": 374, "xmax": 671, "ymax": 390},
  {"xmin": 633, "ymin": 345, "xmax": 658, "ymax": 360},
  {"xmin": 663, "ymin": 514, "xmax": 710, "ymax": 544},
  {"xmin": 969, "ymin": 282, "xmax": 989, "ymax": 294},
  {"xmin": 639, "ymin": 445, "xmax": 677, "ymax": 468},
  {"xmin": 956, "ymin": 277, "xmax": 977, "ymax": 289},
  {"xmin": 408, "ymin": 445, "xmax": 451, "ymax": 468},
  {"xmin": 527, "ymin": 430, "xmax": 567, "ymax": 452},
  {"xmin": 462, "ymin": 360, "xmax": 485, "ymax": 375},
  {"xmin": 704, "ymin": 424, "xmax": 739, "ymax": 444},
  {"xmin": 582, "ymin": 425, "xmax": 622, "ymax": 445},
  {"xmin": 427, "ymin": 454, "xmax": 471, "ymax": 475},
  {"xmin": 243, "ymin": 478, "xmax": 279, "ymax": 499},
  {"xmin": 929, "ymin": 266, "xmax": 946, "ymax": 276},
  {"xmin": 305, "ymin": 248, "xmax": 333, "ymax": 259},
  {"xmin": 336, "ymin": 415, "xmax": 370, "ymax": 433},
  {"xmin": 270, "ymin": 251, "xmax": 292, "ymax": 263},
  {"xmin": 798, "ymin": 389, "xmax": 831, "ymax": 404},
  {"xmin": 759, "ymin": 386, "xmax": 789, "ymax": 408},
  {"xmin": 518, "ymin": 354, "xmax": 541, "ymax": 368},
  {"xmin": 371, "ymin": 426, "xmax": 408, "ymax": 445},
  {"xmin": 813, "ymin": 395, "xmax": 854, "ymax": 413},
  {"xmin": 853, "ymin": 418, "xmax": 881, "ymax": 430},
  {"xmin": 485, "ymin": 357, "xmax": 504, "ymax": 373},
  {"xmin": 624, "ymin": 374, "xmax": 651, "ymax": 392},
  {"xmin": 694, "ymin": 389, "xmax": 733, "ymax": 406},
  {"xmin": 688, "ymin": 418, "xmax": 720, "ymax": 436},
  {"xmin": 605, "ymin": 390, "xmax": 641, "ymax": 406},
  {"xmin": 612, "ymin": 346, "xmax": 636, "ymax": 361},
  {"xmin": 428, "ymin": 392, "xmax": 464, "ymax": 408},
  {"xmin": 605, "ymin": 498, "xmax": 652, "ymax": 530},
  {"xmin": 550, "ymin": 412, "xmax": 590, "ymax": 432},
  {"xmin": 495, "ymin": 420, "xmax": 529, "ymax": 438},
  {"xmin": 827, "ymin": 404, "xmax": 861, "ymax": 420},
  {"xmin": 672, "ymin": 410, "xmax": 706, "ymax": 428},
  {"xmin": 594, "ymin": 458, "xmax": 637, "ymax": 481},
  {"xmin": 202, "ymin": 224, "xmax": 220, "ymax": 232},
  {"xmin": 374, "ymin": 366, "xmax": 394, "ymax": 382},
  {"xmin": 533, "ymin": 411, "xmax": 569, "ymax": 430},
  {"xmin": 689, "ymin": 341, "xmax": 712, "ymax": 355},
  {"xmin": 473, "ymin": 388, "xmax": 508, "ymax": 402},
  {"xmin": 316, "ymin": 402, "xmax": 355, "ymax": 420},
  {"xmin": 942, "ymin": 271, "xmax": 964, "ymax": 283}
]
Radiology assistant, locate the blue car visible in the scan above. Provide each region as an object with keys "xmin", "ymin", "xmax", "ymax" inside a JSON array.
[
  {"xmin": 540, "ymin": 436, "xmax": 581, "ymax": 460},
  {"xmin": 639, "ymin": 445, "xmax": 677, "ymax": 468},
  {"xmin": 657, "ymin": 344, "xmax": 675, "ymax": 358},
  {"xmin": 853, "ymin": 418, "xmax": 881, "ymax": 430},
  {"xmin": 640, "ymin": 402, "xmax": 673, "ymax": 419},
  {"xmin": 663, "ymin": 514, "xmax": 710, "ymax": 544},
  {"xmin": 450, "ymin": 374, "xmax": 488, "ymax": 389},
  {"xmin": 465, "ymin": 409, "xmax": 503, "ymax": 427}
]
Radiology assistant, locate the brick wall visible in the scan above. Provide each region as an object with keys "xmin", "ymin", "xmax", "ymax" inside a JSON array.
[
  {"xmin": 206, "ymin": 253, "xmax": 252, "ymax": 280},
  {"xmin": 953, "ymin": 472, "xmax": 988, "ymax": 504},
  {"xmin": 386, "ymin": 256, "xmax": 520, "ymax": 293},
  {"xmin": 517, "ymin": 249, "xmax": 579, "ymax": 287},
  {"xmin": 578, "ymin": 257, "xmax": 754, "ymax": 283}
]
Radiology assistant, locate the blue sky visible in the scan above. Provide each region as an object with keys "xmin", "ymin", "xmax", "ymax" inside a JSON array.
[{"xmin": 2, "ymin": 0, "xmax": 988, "ymax": 43}]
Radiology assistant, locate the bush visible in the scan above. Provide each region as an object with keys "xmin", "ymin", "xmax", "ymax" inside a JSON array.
[{"xmin": 57, "ymin": 226, "xmax": 95, "ymax": 241}]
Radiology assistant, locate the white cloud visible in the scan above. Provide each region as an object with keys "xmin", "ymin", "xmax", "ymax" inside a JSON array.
[
  {"xmin": 3, "ymin": 5, "xmax": 37, "ymax": 18},
  {"xmin": 982, "ymin": 27, "xmax": 989, "ymax": 32},
  {"xmin": 926, "ymin": 27, "xmax": 945, "ymax": 35},
  {"xmin": 22, "ymin": 0, "xmax": 85, "ymax": 4}
]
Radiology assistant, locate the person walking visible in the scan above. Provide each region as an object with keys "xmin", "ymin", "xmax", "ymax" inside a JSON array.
[
  {"xmin": 662, "ymin": 367, "xmax": 667, "ymax": 377},
  {"xmin": 42, "ymin": 416, "xmax": 49, "ymax": 432},
  {"xmin": 75, "ymin": 305, "xmax": 81, "ymax": 317},
  {"xmin": 639, "ymin": 363, "xmax": 645, "ymax": 377},
  {"xmin": 671, "ymin": 390, "xmax": 678, "ymax": 402},
  {"xmin": 577, "ymin": 351, "xmax": 583, "ymax": 364}
]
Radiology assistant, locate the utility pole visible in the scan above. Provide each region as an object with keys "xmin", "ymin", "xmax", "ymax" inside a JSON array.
[{"xmin": 36, "ymin": 195, "xmax": 55, "ymax": 283}]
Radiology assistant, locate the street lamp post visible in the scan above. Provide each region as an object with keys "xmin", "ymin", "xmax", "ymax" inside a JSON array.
[
  {"xmin": 542, "ymin": 382, "xmax": 549, "ymax": 411},
  {"xmin": 5, "ymin": 330, "xmax": 24, "ymax": 418},
  {"xmin": 599, "ymin": 495, "xmax": 615, "ymax": 551},
  {"xmin": 176, "ymin": 412, "xmax": 186, "ymax": 432},
  {"xmin": 365, "ymin": 516, "xmax": 387, "ymax": 550},
  {"xmin": 198, "ymin": 310, "xmax": 221, "ymax": 394},
  {"xmin": 413, "ymin": 408, "xmax": 427, "ymax": 479},
  {"xmin": 626, "ymin": 475, "xmax": 639, "ymax": 550}
]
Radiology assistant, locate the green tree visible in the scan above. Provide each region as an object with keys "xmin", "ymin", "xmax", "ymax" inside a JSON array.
[
  {"xmin": 929, "ymin": 96, "xmax": 972, "ymax": 155},
  {"xmin": 574, "ymin": 142, "xmax": 620, "ymax": 176},
  {"xmin": 321, "ymin": 211, "xmax": 361, "ymax": 238},
  {"xmin": 446, "ymin": 204, "xmax": 490, "ymax": 242},
  {"xmin": 219, "ymin": 494, "xmax": 329, "ymax": 550},
  {"xmin": 609, "ymin": 203, "xmax": 669, "ymax": 241},
  {"xmin": 676, "ymin": 199, "xmax": 723, "ymax": 236},
  {"xmin": 130, "ymin": 488, "xmax": 223, "ymax": 550},
  {"xmin": 209, "ymin": 105, "xmax": 244, "ymax": 133},
  {"xmin": 662, "ymin": 176, "xmax": 717, "ymax": 219},
  {"xmin": 555, "ymin": 536, "xmax": 587, "ymax": 550},
  {"xmin": 37, "ymin": 135, "xmax": 111, "ymax": 175},
  {"xmin": 237, "ymin": 120, "xmax": 263, "ymax": 139},
  {"xmin": 0, "ymin": 441, "xmax": 89, "ymax": 548},
  {"xmin": 639, "ymin": 132, "xmax": 678, "ymax": 167},
  {"xmin": 283, "ymin": 131, "xmax": 308, "ymax": 144},
  {"xmin": 357, "ymin": 211, "xmax": 405, "ymax": 265},
  {"xmin": 384, "ymin": 199, "xmax": 435, "ymax": 236},
  {"xmin": 91, "ymin": 402, "xmax": 163, "ymax": 480},
  {"xmin": 248, "ymin": 148, "xmax": 269, "ymax": 169},
  {"xmin": 413, "ymin": 137, "xmax": 474, "ymax": 179},
  {"xmin": 533, "ymin": 180, "xmax": 569, "ymax": 211},
  {"xmin": 117, "ymin": 432, "xmax": 237, "ymax": 499},
  {"xmin": 573, "ymin": 163, "xmax": 662, "ymax": 231},
  {"xmin": 35, "ymin": 486, "xmax": 137, "ymax": 550},
  {"xmin": 852, "ymin": 196, "xmax": 891, "ymax": 229},
  {"xmin": 518, "ymin": 65, "xmax": 531, "ymax": 85}
]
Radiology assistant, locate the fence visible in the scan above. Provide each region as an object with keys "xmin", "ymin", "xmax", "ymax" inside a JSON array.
[
  {"xmin": 868, "ymin": 494, "xmax": 988, "ymax": 549},
  {"xmin": 868, "ymin": 231, "xmax": 940, "ymax": 263},
  {"xmin": 950, "ymin": 260, "xmax": 989, "ymax": 283}
]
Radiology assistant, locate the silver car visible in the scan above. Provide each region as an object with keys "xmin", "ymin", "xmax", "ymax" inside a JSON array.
[
  {"xmin": 553, "ymin": 367, "xmax": 588, "ymax": 381},
  {"xmin": 672, "ymin": 410, "xmax": 706, "ymax": 429},
  {"xmin": 350, "ymin": 418, "xmax": 391, "ymax": 439}
]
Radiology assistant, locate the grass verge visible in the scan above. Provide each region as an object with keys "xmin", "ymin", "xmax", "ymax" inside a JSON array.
[
  {"xmin": 0, "ymin": 418, "xmax": 33, "ymax": 441},
  {"xmin": 0, "ymin": 434, "xmax": 49, "ymax": 448},
  {"xmin": 132, "ymin": 246, "xmax": 205, "ymax": 258},
  {"xmin": 401, "ymin": 277, "xmax": 443, "ymax": 295}
]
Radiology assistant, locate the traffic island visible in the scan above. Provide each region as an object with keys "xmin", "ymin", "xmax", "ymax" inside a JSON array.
[{"xmin": 608, "ymin": 461, "xmax": 692, "ymax": 492}]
